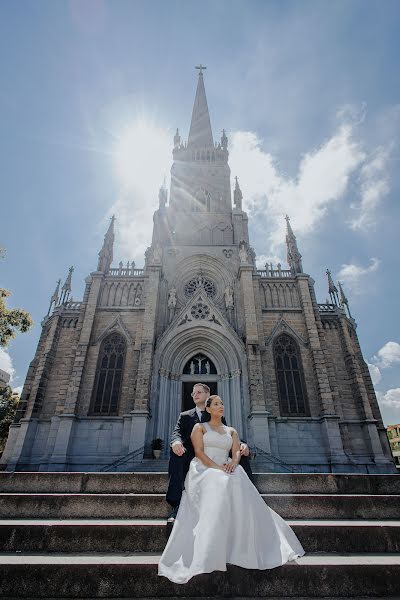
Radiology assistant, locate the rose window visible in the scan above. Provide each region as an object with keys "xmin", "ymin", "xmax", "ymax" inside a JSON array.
[
  {"xmin": 191, "ymin": 302, "xmax": 210, "ymax": 320},
  {"xmin": 184, "ymin": 276, "xmax": 216, "ymax": 298}
]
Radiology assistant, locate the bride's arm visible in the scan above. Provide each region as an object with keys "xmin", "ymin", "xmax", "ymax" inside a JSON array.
[
  {"xmin": 191, "ymin": 424, "xmax": 224, "ymax": 470},
  {"xmin": 224, "ymin": 428, "xmax": 241, "ymax": 473}
]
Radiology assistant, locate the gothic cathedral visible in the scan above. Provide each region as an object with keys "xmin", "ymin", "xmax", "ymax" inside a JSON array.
[{"xmin": 1, "ymin": 70, "xmax": 394, "ymax": 474}]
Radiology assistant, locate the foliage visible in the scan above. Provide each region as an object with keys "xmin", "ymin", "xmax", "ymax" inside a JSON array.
[
  {"xmin": 0, "ymin": 386, "xmax": 19, "ymax": 454},
  {"xmin": 0, "ymin": 288, "xmax": 33, "ymax": 348},
  {"xmin": 151, "ymin": 438, "xmax": 164, "ymax": 450}
]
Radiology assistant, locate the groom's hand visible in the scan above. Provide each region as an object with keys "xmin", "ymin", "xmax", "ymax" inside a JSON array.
[
  {"xmin": 240, "ymin": 443, "xmax": 249, "ymax": 457},
  {"xmin": 172, "ymin": 442, "xmax": 186, "ymax": 456}
]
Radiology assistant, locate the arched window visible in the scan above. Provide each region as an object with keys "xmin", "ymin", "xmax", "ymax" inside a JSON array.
[
  {"xmin": 90, "ymin": 333, "xmax": 126, "ymax": 415},
  {"xmin": 274, "ymin": 334, "xmax": 308, "ymax": 416}
]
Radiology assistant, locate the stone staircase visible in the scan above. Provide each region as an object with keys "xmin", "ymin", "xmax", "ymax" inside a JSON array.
[{"xmin": 0, "ymin": 471, "xmax": 399, "ymax": 598}]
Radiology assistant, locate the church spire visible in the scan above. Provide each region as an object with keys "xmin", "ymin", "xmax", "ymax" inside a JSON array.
[
  {"xmin": 326, "ymin": 268, "xmax": 339, "ymax": 305},
  {"xmin": 59, "ymin": 266, "xmax": 74, "ymax": 305},
  {"xmin": 285, "ymin": 215, "xmax": 303, "ymax": 274},
  {"xmin": 234, "ymin": 176, "xmax": 243, "ymax": 210},
  {"xmin": 47, "ymin": 279, "xmax": 61, "ymax": 316},
  {"xmin": 338, "ymin": 281, "xmax": 352, "ymax": 318},
  {"xmin": 97, "ymin": 215, "xmax": 115, "ymax": 273},
  {"xmin": 187, "ymin": 65, "xmax": 214, "ymax": 148}
]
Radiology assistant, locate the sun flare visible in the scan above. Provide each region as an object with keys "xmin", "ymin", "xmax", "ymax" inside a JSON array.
[{"xmin": 112, "ymin": 117, "xmax": 171, "ymax": 194}]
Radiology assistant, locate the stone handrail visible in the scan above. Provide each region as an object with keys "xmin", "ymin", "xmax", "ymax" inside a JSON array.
[
  {"xmin": 64, "ymin": 301, "xmax": 82, "ymax": 310},
  {"xmin": 108, "ymin": 268, "xmax": 144, "ymax": 277},
  {"xmin": 318, "ymin": 303, "xmax": 337, "ymax": 312},
  {"xmin": 256, "ymin": 269, "xmax": 293, "ymax": 278}
]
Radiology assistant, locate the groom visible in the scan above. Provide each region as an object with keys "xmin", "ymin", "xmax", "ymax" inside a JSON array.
[{"xmin": 166, "ymin": 382, "xmax": 253, "ymax": 522}]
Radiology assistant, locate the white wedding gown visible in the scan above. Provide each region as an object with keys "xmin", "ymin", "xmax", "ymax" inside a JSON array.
[{"xmin": 158, "ymin": 424, "xmax": 305, "ymax": 584}]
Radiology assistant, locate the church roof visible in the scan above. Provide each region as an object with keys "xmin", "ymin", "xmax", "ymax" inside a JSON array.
[{"xmin": 187, "ymin": 69, "xmax": 214, "ymax": 148}]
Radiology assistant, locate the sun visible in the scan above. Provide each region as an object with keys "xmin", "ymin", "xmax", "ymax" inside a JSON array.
[{"xmin": 112, "ymin": 117, "xmax": 171, "ymax": 194}]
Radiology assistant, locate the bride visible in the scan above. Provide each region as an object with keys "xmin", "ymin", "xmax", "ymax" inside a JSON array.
[{"xmin": 158, "ymin": 395, "xmax": 304, "ymax": 584}]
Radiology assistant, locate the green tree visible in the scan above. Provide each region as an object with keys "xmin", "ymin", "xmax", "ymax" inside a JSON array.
[
  {"xmin": 0, "ymin": 386, "xmax": 19, "ymax": 454},
  {"xmin": 0, "ymin": 288, "xmax": 33, "ymax": 348}
]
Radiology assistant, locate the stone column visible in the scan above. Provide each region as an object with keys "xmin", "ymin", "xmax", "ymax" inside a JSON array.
[
  {"xmin": 337, "ymin": 315, "xmax": 389, "ymax": 466},
  {"xmin": 238, "ymin": 261, "xmax": 269, "ymax": 450},
  {"xmin": 155, "ymin": 368, "xmax": 170, "ymax": 440},
  {"xmin": 297, "ymin": 275, "xmax": 346, "ymax": 464},
  {"xmin": 219, "ymin": 374, "xmax": 232, "ymax": 430},
  {"xmin": 48, "ymin": 273, "xmax": 103, "ymax": 469}
]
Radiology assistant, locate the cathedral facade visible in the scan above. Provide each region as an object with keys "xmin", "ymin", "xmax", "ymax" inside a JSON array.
[{"xmin": 1, "ymin": 71, "xmax": 395, "ymax": 473}]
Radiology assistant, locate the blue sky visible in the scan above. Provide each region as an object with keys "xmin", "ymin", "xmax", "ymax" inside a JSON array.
[{"xmin": 1, "ymin": 0, "xmax": 399, "ymax": 425}]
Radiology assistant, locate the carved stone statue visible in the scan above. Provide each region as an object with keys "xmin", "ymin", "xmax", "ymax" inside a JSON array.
[
  {"xmin": 239, "ymin": 241, "xmax": 249, "ymax": 263},
  {"xmin": 224, "ymin": 284, "xmax": 234, "ymax": 309},
  {"xmin": 168, "ymin": 288, "xmax": 177, "ymax": 309}
]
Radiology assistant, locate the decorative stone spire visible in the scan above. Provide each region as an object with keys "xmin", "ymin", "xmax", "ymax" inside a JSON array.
[
  {"xmin": 326, "ymin": 269, "xmax": 339, "ymax": 305},
  {"xmin": 158, "ymin": 181, "xmax": 168, "ymax": 210},
  {"xmin": 187, "ymin": 66, "xmax": 214, "ymax": 148},
  {"xmin": 173, "ymin": 128, "xmax": 181, "ymax": 149},
  {"xmin": 47, "ymin": 279, "xmax": 61, "ymax": 316},
  {"xmin": 97, "ymin": 215, "xmax": 115, "ymax": 273},
  {"xmin": 221, "ymin": 129, "xmax": 228, "ymax": 151},
  {"xmin": 59, "ymin": 266, "xmax": 74, "ymax": 305},
  {"xmin": 338, "ymin": 281, "xmax": 352, "ymax": 318},
  {"xmin": 285, "ymin": 215, "xmax": 303, "ymax": 274},
  {"xmin": 233, "ymin": 176, "xmax": 243, "ymax": 210}
]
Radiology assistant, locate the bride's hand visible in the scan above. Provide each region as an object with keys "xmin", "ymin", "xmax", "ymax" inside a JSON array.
[{"xmin": 223, "ymin": 461, "xmax": 237, "ymax": 473}]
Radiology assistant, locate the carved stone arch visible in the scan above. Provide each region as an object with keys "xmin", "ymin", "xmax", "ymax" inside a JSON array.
[
  {"xmin": 107, "ymin": 283, "xmax": 116, "ymax": 307},
  {"xmin": 279, "ymin": 283, "xmax": 286, "ymax": 307},
  {"xmin": 100, "ymin": 283, "xmax": 109, "ymax": 306},
  {"xmin": 272, "ymin": 284, "xmax": 279, "ymax": 308},
  {"xmin": 135, "ymin": 283, "xmax": 143, "ymax": 306},
  {"xmin": 115, "ymin": 283, "xmax": 123, "ymax": 306},
  {"xmin": 265, "ymin": 318, "xmax": 309, "ymax": 348},
  {"xmin": 128, "ymin": 283, "xmax": 136, "ymax": 305},
  {"xmin": 93, "ymin": 315, "xmax": 134, "ymax": 347},
  {"xmin": 150, "ymin": 320, "xmax": 250, "ymax": 446},
  {"xmin": 171, "ymin": 254, "xmax": 235, "ymax": 307},
  {"xmin": 121, "ymin": 283, "xmax": 129, "ymax": 306}
]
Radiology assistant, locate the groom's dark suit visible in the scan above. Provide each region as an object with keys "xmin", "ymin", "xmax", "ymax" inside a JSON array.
[{"xmin": 166, "ymin": 407, "xmax": 253, "ymax": 508}]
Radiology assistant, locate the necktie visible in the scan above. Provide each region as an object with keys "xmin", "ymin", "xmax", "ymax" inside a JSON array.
[{"xmin": 200, "ymin": 411, "xmax": 207, "ymax": 422}]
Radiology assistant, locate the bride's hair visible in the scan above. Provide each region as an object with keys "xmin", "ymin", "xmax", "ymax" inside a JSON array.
[{"xmin": 206, "ymin": 395, "xmax": 223, "ymax": 407}]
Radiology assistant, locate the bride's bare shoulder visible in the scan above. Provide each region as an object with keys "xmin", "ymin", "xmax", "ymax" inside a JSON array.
[{"xmin": 192, "ymin": 423, "xmax": 205, "ymax": 434}]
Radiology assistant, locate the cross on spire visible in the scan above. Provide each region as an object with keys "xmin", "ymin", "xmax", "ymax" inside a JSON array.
[{"xmin": 195, "ymin": 64, "xmax": 207, "ymax": 75}]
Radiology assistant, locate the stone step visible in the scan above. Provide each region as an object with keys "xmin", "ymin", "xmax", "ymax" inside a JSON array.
[
  {"xmin": 1, "ymin": 519, "xmax": 400, "ymax": 554},
  {"xmin": 1, "ymin": 492, "xmax": 399, "ymax": 520},
  {"xmin": 0, "ymin": 553, "xmax": 399, "ymax": 598},
  {"xmin": 1, "ymin": 472, "xmax": 400, "ymax": 495}
]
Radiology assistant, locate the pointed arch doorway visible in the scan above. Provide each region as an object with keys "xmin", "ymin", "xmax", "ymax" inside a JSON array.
[{"xmin": 182, "ymin": 353, "xmax": 218, "ymax": 411}]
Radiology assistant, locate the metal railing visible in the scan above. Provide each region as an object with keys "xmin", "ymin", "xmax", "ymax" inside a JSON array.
[
  {"xmin": 100, "ymin": 446, "xmax": 145, "ymax": 472},
  {"xmin": 252, "ymin": 446, "xmax": 300, "ymax": 473}
]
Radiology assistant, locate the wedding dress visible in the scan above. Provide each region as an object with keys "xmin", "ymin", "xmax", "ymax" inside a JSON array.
[{"xmin": 158, "ymin": 423, "xmax": 304, "ymax": 584}]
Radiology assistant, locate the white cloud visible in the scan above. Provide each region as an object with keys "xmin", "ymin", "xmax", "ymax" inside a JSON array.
[
  {"xmin": 12, "ymin": 386, "xmax": 22, "ymax": 395},
  {"xmin": 367, "ymin": 362, "xmax": 382, "ymax": 386},
  {"xmin": 376, "ymin": 388, "xmax": 400, "ymax": 409},
  {"xmin": 255, "ymin": 254, "xmax": 285, "ymax": 270},
  {"xmin": 336, "ymin": 257, "xmax": 380, "ymax": 294},
  {"xmin": 229, "ymin": 120, "xmax": 366, "ymax": 250},
  {"xmin": 372, "ymin": 341, "xmax": 400, "ymax": 370},
  {"xmin": 350, "ymin": 146, "xmax": 390, "ymax": 231},
  {"xmin": 0, "ymin": 348, "xmax": 15, "ymax": 381}
]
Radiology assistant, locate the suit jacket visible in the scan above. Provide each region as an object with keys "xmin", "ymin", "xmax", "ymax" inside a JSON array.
[{"xmin": 170, "ymin": 408, "xmax": 227, "ymax": 457}]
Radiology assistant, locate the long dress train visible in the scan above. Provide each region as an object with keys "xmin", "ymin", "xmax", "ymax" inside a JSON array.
[{"xmin": 158, "ymin": 424, "xmax": 304, "ymax": 584}]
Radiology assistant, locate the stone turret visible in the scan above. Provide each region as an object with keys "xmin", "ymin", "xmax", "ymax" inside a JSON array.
[
  {"xmin": 326, "ymin": 269, "xmax": 339, "ymax": 305},
  {"xmin": 233, "ymin": 176, "xmax": 243, "ymax": 211},
  {"xmin": 285, "ymin": 215, "xmax": 303, "ymax": 274},
  {"xmin": 59, "ymin": 266, "xmax": 74, "ymax": 305},
  {"xmin": 97, "ymin": 216, "xmax": 115, "ymax": 273}
]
